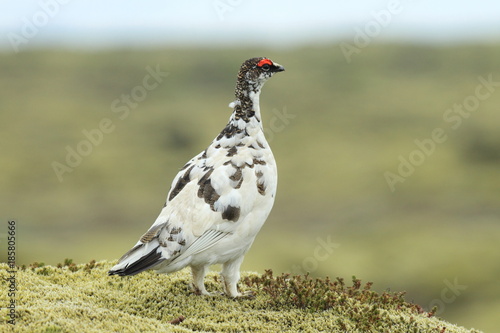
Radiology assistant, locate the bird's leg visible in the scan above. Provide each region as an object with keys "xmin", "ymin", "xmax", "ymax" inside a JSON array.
[
  {"xmin": 221, "ymin": 256, "xmax": 253, "ymax": 298},
  {"xmin": 190, "ymin": 265, "xmax": 211, "ymax": 296}
]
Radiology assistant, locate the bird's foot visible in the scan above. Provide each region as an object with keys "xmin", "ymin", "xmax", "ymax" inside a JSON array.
[
  {"xmin": 226, "ymin": 290, "xmax": 255, "ymax": 299},
  {"xmin": 191, "ymin": 284, "xmax": 223, "ymax": 296}
]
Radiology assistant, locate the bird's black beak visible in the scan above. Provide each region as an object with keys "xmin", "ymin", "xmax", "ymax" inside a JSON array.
[{"xmin": 273, "ymin": 63, "xmax": 285, "ymax": 72}]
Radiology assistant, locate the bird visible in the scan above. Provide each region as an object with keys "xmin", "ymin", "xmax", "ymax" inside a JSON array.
[{"xmin": 108, "ymin": 57, "xmax": 285, "ymax": 298}]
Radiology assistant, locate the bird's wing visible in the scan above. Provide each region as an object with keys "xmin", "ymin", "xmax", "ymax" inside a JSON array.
[
  {"xmin": 169, "ymin": 228, "xmax": 228, "ymax": 265},
  {"xmin": 109, "ymin": 140, "xmax": 260, "ymax": 275}
]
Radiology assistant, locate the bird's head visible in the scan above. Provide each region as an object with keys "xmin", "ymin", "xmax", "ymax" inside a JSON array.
[{"xmin": 237, "ymin": 57, "xmax": 285, "ymax": 90}]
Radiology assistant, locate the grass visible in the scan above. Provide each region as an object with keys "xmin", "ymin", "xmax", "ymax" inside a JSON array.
[{"xmin": 0, "ymin": 260, "xmax": 482, "ymax": 332}]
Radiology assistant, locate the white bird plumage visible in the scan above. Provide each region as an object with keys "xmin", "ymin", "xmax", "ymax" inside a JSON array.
[{"xmin": 109, "ymin": 57, "xmax": 285, "ymax": 297}]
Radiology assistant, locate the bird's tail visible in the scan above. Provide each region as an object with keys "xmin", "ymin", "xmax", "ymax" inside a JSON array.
[{"xmin": 108, "ymin": 240, "xmax": 166, "ymax": 276}]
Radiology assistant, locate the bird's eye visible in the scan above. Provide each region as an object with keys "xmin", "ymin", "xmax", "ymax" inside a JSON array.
[{"xmin": 261, "ymin": 64, "xmax": 271, "ymax": 71}]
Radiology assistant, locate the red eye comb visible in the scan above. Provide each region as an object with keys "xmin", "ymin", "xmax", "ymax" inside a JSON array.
[{"xmin": 257, "ymin": 59, "xmax": 273, "ymax": 67}]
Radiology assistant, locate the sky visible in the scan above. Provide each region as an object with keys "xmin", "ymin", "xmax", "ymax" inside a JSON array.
[{"xmin": 1, "ymin": 0, "xmax": 500, "ymax": 51}]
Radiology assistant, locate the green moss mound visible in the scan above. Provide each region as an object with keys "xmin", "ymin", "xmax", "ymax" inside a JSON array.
[{"xmin": 0, "ymin": 260, "xmax": 481, "ymax": 332}]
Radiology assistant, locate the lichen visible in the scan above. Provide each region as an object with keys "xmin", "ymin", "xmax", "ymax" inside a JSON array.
[{"xmin": 0, "ymin": 260, "xmax": 482, "ymax": 333}]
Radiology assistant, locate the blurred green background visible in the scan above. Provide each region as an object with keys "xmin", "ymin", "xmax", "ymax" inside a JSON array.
[{"xmin": 1, "ymin": 44, "xmax": 499, "ymax": 331}]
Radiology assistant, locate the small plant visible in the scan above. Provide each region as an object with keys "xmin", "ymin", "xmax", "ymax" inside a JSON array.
[
  {"xmin": 23, "ymin": 261, "xmax": 51, "ymax": 275},
  {"xmin": 84, "ymin": 259, "xmax": 97, "ymax": 272},
  {"xmin": 56, "ymin": 258, "xmax": 78, "ymax": 272},
  {"xmin": 28, "ymin": 262, "xmax": 46, "ymax": 269},
  {"xmin": 243, "ymin": 269, "xmax": 430, "ymax": 331}
]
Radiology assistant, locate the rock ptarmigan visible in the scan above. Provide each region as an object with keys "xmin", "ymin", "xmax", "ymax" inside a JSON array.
[{"xmin": 108, "ymin": 57, "xmax": 284, "ymax": 297}]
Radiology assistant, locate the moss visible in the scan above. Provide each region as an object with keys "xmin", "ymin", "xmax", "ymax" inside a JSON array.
[{"xmin": 0, "ymin": 260, "xmax": 482, "ymax": 333}]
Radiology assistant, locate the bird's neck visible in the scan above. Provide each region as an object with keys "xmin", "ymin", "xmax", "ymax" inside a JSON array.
[
  {"xmin": 230, "ymin": 79, "xmax": 264, "ymax": 126},
  {"xmin": 216, "ymin": 81, "xmax": 265, "ymax": 142}
]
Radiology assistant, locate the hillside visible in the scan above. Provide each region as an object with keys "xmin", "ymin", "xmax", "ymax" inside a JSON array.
[{"xmin": 0, "ymin": 261, "xmax": 482, "ymax": 332}]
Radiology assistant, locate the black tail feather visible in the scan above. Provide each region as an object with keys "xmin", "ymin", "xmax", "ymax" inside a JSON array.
[{"xmin": 108, "ymin": 248, "xmax": 165, "ymax": 276}]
